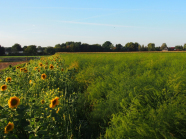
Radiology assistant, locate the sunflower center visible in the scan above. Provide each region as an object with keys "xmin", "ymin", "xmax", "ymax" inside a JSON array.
[
  {"xmin": 6, "ymin": 124, "xmax": 12, "ymax": 131},
  {"xmin": 2, "ymin": 86, "xmax": 6, "ymax": 89},
  {"xmin": 11, "ymin": 99, "xmax": 18, "ymax": 106},
  {"xmin": 52, "ymin": 100, "xmax": 57, "ymax": 105}
]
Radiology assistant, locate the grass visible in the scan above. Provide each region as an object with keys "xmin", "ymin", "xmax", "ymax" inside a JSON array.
[{"xmin": 0, "ymin": 52, "xmax": 185, "ymax": 139}]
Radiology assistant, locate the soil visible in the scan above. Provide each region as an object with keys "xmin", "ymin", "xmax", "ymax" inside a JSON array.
[{"xmin": 0, "ymin": 61, "xmax": 27, "ymax": 71}]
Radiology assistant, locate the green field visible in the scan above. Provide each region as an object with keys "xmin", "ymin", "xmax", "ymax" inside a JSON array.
[{"xmin": 0, "ymin": 52, "xmax": 185, "ymax": 138}]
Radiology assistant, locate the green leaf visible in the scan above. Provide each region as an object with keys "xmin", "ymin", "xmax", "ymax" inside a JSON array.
[{"xmin": 24, "ymin": 125, "xmax": 33, "ymax": 131}]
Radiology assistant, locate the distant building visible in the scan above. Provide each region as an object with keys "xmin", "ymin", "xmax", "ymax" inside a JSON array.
[
  {"xmin": 162, "ymin": 47, "xmax": 168, "ymax": 51},
  {"xmin": 168, "ymin": 47, "xmax": 176, "ymax": 51}
]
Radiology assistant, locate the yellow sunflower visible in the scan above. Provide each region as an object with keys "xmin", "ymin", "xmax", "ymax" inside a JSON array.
[
  {"xmin": 38, "ymin": 69, "xmax": 40, "ymax": 72},
  {"xmin": 8, "ymin": 96, "xmax": 20, "ymax": 109},
  {"xmin": 41, "ymin": 73, "xmax": 47, "ymax": 80},
  {"xmin": 49, "ymin": 64, "xmax": 54, "ymax": 70},
  {"xmin": 4, "ymin": 122, "xmax": 14, "ymax": 134},
  {"xmin": 39, "ymin": 63, "xmax": 43, "ymax": 67},
  {"xmin": 20, "ymin": 68, "xmax": 24, "ymax": 72},
  {"xmin": 61, "ymin": 68, "xmax": 64, "ymax": 71},
  {"xmin": 34, "ymin": 67, "xmax": 38, "ymax": 71},
  {"xmin": 49, "ymin": 97, "xmax": 59, "ymax": 108},
  {"xmin": 1, "ymin": 85, "xmax": 7, "ymax": 91},
  {"xmin": 16, "ymin": 66, "xmax": 20, "ymax": 69},
  {"xmin": 41, "ymin": 100, "xmax": 45, "ymax": 104},
  {"xmin": 6, "ymin": 77, "xmax": 11, "ymax": 82},
  {"xmin": 24, "ymin": 69, "xmax": 28, "ymax": 73}
]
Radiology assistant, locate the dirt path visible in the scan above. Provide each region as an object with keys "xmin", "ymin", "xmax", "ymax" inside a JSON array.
[{"xmin": 0, "ymin": 61, "xmax": 27, "ymax": 71}]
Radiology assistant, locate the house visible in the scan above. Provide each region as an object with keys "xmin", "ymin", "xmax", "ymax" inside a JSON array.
[
  {"xmin": 168, "ymin": 47, "xmax": 176, "ymax": 51},
  {"xmin": 162, "ymin": 47, "xmax": 168, "ymax": 51}
]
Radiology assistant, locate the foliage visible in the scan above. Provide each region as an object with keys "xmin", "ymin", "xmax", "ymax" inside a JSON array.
[
  {"xmin": 148, "ymin": 43, "xmax": 155, "ymax": 51},
  {"xmin": 0, "ymin": 53, "xmax": 186, "ymax": 138},
  {"xmin": 11, "ymin": 44, "xmax": 22, "ymax": 53},
  {"xmin": 0, "ymin": 46, "xmax": 5, "ymax": 56},
  {"xmin": 24, "ymin": 45, "xmax": 37, "ymax": 55},
  {"xmin": 160, "ymin": 43, "xmax": 167, "ymax": 50}
]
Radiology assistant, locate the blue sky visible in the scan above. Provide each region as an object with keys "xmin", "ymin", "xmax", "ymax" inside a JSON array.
[{"xmin": 0, "ymin": 0, "xmax": 186, "ymax": 47}]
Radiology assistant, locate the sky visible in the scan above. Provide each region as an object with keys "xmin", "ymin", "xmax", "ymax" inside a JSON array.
[{"xmin": 0, "ymin": 0, "xmax": 186, "ymax": 48}]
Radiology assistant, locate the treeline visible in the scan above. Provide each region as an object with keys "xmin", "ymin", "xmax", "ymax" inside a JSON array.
[{"xmin": 0, "ymin": 41, "xmax": 186, "ymax": 56}]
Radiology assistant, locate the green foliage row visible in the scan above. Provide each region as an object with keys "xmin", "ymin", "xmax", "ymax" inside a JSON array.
[{"xmin": 58, "ymin": 52, "xmax": 186, "ymax": 138}]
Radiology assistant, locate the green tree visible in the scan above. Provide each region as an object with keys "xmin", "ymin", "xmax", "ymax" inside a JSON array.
[
  {"xmin": 148, "ymin": 43, "xmax": 155, "ymax": 51},
  {"xmin": 12, "ymin": 43, "xmax": 22, "ymax": 53},
  {"xmin": 155, "ymin": 46, "xmax": 161, "ymax": 51},
  {"xmin": 44, "ymin": 46, "xmax": 55, "ymax": 55},
  {"xmin": 5, "ymin": 47, "xmax": 12, "ymax": 54},
  {"xmin": 183, "ymin": 43, "xmax": 186, "ymax": 50},
  {"xmin": 24, "ymin": 45, "xmax": 37, "ymax": 55},
  {"xmin": 0, "ymin": 45, "xmax": 5, "ymax": 56},
  {"xmin": 102, "ymin": 41, "xmax": 112, "ymax": 51},
  {"xmin": 160, "ymin": 43, "xmax": 167, "ymax": 50},
  {"xmin": 125, "ymin": 42, "xmax": 137, "ymax": 51},
  {"xmin": 37, "ymin": 46, "xmax": 44, "ymax": 55},
  {"xmin": 115, "ymin": 44, "xmax": 123, "ymax": 51},
  {"xmin": 175, "ymin": 45, "xmax": 183, "ymax": 51},
  {"xmin": 54, "ymin": 44, "xmax": 63, "ymax": 52}
]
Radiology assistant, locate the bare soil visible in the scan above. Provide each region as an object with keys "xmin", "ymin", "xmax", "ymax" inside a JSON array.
[{"xmin": 0, "ymin": 61, "xmax": 27, "ymax": 71}]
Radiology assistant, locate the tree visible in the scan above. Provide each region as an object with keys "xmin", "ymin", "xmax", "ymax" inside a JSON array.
[
  {"xmin": 12, "ymin": 43, "xmax": 22, "ymax": 53},
  {"xmin": 0, "ymin": 45, "xmax": 5, "ymax": 56},
  {"xmin": 102, "ymin": 41, "xmax": 113, "ymax": 51},
  {"xmin": 147, "ymin": 43, "xmax": 155, "ymax": 51},
  {"xmin": 134, "ymin": 42, "xmax": 140, "ymax": 51},
  {"xmin": 175, "ymin": 45, "xmax": 183, "ymax": 51},
  {"xmin": 37, "ymin": 46, "xmax": 44, "ymax": 55},
  {"xmin": 5, "ymin": 47, "xmax": 12, "ymax": 54},
  {"xmin": 155, "ymin": 46, "xmax": 161, "ymax": 51},
  {"xmin": 54, "ymin": 44, "xmax": 63, "ymax": 52},
  {"xmin": 183, "ymin": 43, "xmax": 186, "ymax": 50},
  {"xmin": 44, "ymin": 46, "xmax": 55, "ymax": 55},
  {"xmin": 24, "ymin": 45, "xmax": 37, "ymax": 55},
  {"xmin": 115, "ymin": 44, "xmax": 123, "ymax": 51},
  {"xmin": 160, "ymin": 43, "xmax": 167, "ymax": 50},
  {"xmin": 125, "ymin": 42, "xmax": 138, "ymax": 51}
]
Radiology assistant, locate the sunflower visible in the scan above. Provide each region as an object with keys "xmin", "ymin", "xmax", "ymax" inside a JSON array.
[
  {"xmin": 8, "ymin": 96, "xmax": 20, "ymax": 109},
  {"xmin": 41, "ymin": 73, "xmax": 47, "ymax": 80},
  {"xmin": 39, "ymin": 63, "xmax": 43, "ymax": 67},
  {"xmin": 38, "ymin": 69, "xmax": 40, "ymax": 72},
  {"xmin": 20, "ymin": 68, "xmax": 24, "ymax": 72},
  {"xmin": 61, "ymin": 68, "xmax": 64, "ymax": 71},
  {"xmin": 34, "ymin": 67, "xmax": 38, "ymax": 71},
  {"xmin": 49, "ymin": 64, "xmax": 54, "ymax": 70},
  {"xmin": 6, "ymin": 77, "xmax": 11, "ymax": 82},
  {"xmin": 24, "ymin": 69, "xmax": 28, "ymax": 73},
  {"xmin": 49, "ymin": 97, "xmax": 59, "ymax": 108},
  {"xmin": 16, "ymin": 66, "xmax": 20, "ymax": 69},
  {"xmin": 4, "ymin": 122, "xmax": 14, "ymax": 134},
  {"xmin": 41, "ymin": 100, "xmax": 45, "ymax": 104},
  {"xmin": 1, "ymin": 85, "xmax": 7, "ymax": 91}
]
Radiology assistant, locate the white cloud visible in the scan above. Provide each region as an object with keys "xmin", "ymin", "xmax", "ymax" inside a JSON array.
[{"xmin": 58, "ymin": 20, "xmax": 138, "ymax": 28}]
